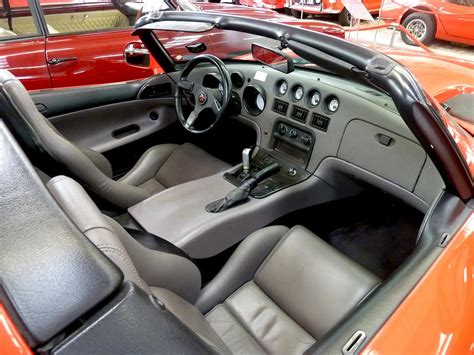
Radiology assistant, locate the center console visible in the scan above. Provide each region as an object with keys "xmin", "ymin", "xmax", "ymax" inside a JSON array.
[
  {"xmin": 127, "ymin": 120, "xmax": 339, "ymax": 259},
  {"xmin": 224, "ymin": 119, "xmax": 314, "ymax": 198}
]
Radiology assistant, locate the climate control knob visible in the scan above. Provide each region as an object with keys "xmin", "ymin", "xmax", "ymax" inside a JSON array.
[
  {"xmin": 289, "ymin": 129, "xmax": 298, "ymax": 138},
  {"xmin": 278, "ymin": 123, "xmax": 288, "ymax": 136},
  {"xmin": 302, "ymin": 134, "xmax": 312, "ymax": 146}
]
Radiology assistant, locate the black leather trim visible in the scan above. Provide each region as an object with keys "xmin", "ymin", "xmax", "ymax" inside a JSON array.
[
  {"xmin": 125, "ymin": 227, "xmax": 196, "ymax": 263},
  {"xmin": 52, "ymin": 282, "xmax": 220, "ymax": 354},
  {"xmin": 0, "ymin": 120, "xmax": 123, "ymax": 346}
]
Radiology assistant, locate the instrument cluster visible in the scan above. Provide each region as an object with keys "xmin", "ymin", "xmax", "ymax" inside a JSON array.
[{"xmin": 272, "ymin": 78, "xmax": 340, "ymax": 131}]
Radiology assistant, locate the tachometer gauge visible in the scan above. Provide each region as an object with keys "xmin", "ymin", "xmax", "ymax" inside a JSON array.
[
  {"xmin": 309, "ymin": 90, "xmax": 321, "ymax": 107},
  {"xmin": 327, "ymin": 96, "xmax": 339, "ymax": 113},
  {"xmin": 256, "ymin": 93, "xmax": 265, "ymax": 111},
  {"xmin": 294, "ymin": 85, "xmax": 304, "ymax": 101}
]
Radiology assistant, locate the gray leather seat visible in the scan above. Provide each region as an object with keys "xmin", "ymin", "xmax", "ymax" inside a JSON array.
[
  {"xmin": 0, "ymin": 70, "xmax": 230, "ymax": 209},
  {"xmin": 48, "ymin": 176, "xmax": 381, "ymax": 354}
]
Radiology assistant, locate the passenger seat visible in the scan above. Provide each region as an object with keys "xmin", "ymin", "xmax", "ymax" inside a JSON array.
[{"xmin": 48, "ymin": 175, "xmax": 380, "ymax": 354}]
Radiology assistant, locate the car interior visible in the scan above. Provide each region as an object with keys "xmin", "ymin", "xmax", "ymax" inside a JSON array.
[{"xmin": 0, "ymin": 18, "xmax": 469, "ymax": 353}]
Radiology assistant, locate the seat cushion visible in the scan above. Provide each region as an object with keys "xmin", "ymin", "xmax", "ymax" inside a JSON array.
[
  {"xmin": 207, "ymin": 281, "xmax": 314, "ymax": 354},
  {"xmin": 156, "ymin": 143, "xmax": 231, "ymax": 188},
  {"xmin": 120, "ymin": 143, "xmax": 231, "ymax": 193}
]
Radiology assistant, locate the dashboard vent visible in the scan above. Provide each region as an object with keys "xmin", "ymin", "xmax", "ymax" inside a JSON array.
[
  {"xmin": 141, "ymin": 83, "xmax": 172, "ymax": 99},
  {"xmin": 311, "ymin": 113, "xmax": 330, "ymax": 132},
  {"xmin": 272, "ymin": 99, "xmax": 289, "ymax": 115},
  {"xmin": 290, "ymin": 106, "xmax": 308, "ymax": 123}
]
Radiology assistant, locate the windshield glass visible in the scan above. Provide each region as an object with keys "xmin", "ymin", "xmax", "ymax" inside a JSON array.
[{"xmin": 153, "ymin": 26, "xmax": 309, "ymax": 66}]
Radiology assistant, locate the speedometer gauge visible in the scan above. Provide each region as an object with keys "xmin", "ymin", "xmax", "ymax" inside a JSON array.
[{"xmin": 256, "ymin": 93, "xmax": 265, "ymax": 111}]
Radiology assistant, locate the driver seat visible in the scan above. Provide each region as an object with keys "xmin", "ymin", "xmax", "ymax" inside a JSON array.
[{"xmin": 0, "ymin": 70, "xmax": 230, "ymax": 208}]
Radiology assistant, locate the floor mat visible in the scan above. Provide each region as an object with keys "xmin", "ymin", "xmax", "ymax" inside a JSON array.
[
  {"xmin": 328, "ymin": 214, "xmax": 419, "ymax": 279},
  {"xmin": 272, "ymin": 191, "xmax": 423, "ymax": 279}
]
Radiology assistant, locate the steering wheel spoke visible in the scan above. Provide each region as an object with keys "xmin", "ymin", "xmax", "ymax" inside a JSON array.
[
  {"xmin": 208, "ymin": 96, "xmax": 222, "ymax": 116},
  {"xmin": 185, "ymin": 109, "xmax": 199, "ymax": 129},
  {"xmin": 177, "ymin": 79, "xmax": 195, "ymax": 92}
]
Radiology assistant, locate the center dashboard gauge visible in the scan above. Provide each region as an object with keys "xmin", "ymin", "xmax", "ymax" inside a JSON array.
[
  {"xmin": 324, "ymin": 95, "xmax": 340, "ymax": 114},
  {"xmin": 291, "ymin": 84, "xmax": 304, "ymax": 102},
  {"xmin": 307, "ymin": 90, "xmax": 321, "ymax": 107},
  {"xmin": 275, "ymin": 79, "xmax": 288, "ymax": 96}
]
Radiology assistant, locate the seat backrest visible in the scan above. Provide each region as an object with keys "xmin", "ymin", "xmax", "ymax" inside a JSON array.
[
  {"xmin": 47, "ymin": 175, "xmax": 202, "ymax": 304},
  {"xmin": 0, "ymin": 69, "xmax": 149, "ymax": 208}
]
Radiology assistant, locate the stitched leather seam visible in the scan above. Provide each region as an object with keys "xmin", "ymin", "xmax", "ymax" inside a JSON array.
[
  {"xmin": 220, "ymin": 301, "xmax": 267, "ymax": 352},
  {"xmin": 98, "ymin": 245, "xmax": 146, "ymax": 289}
]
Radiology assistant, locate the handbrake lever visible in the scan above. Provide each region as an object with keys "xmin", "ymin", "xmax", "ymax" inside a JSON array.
[{"xmin": 206, "ymin": 163, "xmax": 281, "ymax": 213}]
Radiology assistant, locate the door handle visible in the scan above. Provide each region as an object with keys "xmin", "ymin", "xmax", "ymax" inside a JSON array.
[{"xmin": 47, "ymin": 57, "xmax": 77, "ymax": 65}]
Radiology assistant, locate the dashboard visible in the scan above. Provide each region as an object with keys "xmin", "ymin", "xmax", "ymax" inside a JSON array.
[{"xmin": 175, "ymin": 63, "xmax": 444, "ymax": 211}]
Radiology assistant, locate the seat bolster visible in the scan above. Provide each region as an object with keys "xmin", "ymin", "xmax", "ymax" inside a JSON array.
[
  {"xmin": 47, "ymin": 176, "xmax": 150, "ymax": 292},
  {"xmin": 118, "ymin": 144, "xmax": 179, "ymax": 187},
  {"xmin": 105, "ymin": 216, "xmax": 202, "ymax": 304},
  {"xmin": 80, "ymin": 146, "xmax": 113, "ymax": 178},
  {"xmin": 195, "ymin": 225, "xmax": 289, "ymax": 314},
  {"xmin": 151, "ymin": 287, "xmax": 231, "ymax": 354}
]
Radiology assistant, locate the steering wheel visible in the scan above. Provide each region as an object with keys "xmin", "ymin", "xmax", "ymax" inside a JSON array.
[{"xmin": 175, "ymin": 55, "xmax": 232, "ymax": 134}]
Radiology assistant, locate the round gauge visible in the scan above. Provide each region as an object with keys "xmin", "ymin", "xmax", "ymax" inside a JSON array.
[
  {"xmin": 231, "ymin": 72, "xmax": 244, "ymax": 89},
  {"xmin": 327, "ymin": 96, "xmax": 339, "ymax": 113},
  {"xmin": 256, "ymin": 93, "xmax": 265, "ymax": 111},
  {"xmin": 294, "ymin": 86, "xmax": 304, "ymax": 101},
  {"xmin": 308, "ymin": 90, "xmax": 321, "ymax": 107},
  {"xmin": 275, "ymin": 80, "xmax": 288, "ymax": 96}
]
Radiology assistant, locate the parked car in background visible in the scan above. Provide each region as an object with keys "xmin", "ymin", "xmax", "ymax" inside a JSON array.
[
  {"xmin": 0, "ymin": 0, "xmax": 344, "ymax": 90},
  {"xmin": 288, "ymin": 0, "xmax": 381, "ymax": 25},
  {"xmin": 380, "ymin": 0, "xmax": 474, "ymax": 45}
]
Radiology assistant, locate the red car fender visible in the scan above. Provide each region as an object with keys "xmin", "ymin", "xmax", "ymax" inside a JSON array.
[{"xmin": 0, "ymin": 304, "xmax": 32, "ymax": 355}]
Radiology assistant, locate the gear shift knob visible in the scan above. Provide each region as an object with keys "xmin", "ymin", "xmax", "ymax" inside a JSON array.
[{"xmin": 242, "ymin": 147, "xmax": 253, "ymax": 173}]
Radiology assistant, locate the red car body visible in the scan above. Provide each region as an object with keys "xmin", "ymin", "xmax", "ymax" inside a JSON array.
[
  {"xmin": 237, "ymin": 0, "xmax": 289, "ymax": 10},
  {"xmin": 0, "ymin": 0, "xmax": 344, "ymax": 90},
  {"xmin": 380, "ymin": 0, "xmax": 474, "ymax": 45},
  {"xmin": 289, "ymin": 0, "xmax": 381, "ymax": 16}
]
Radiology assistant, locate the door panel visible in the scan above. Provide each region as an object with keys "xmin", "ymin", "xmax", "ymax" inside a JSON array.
[
  {"xmin": 31, "ymin": 77, "xmax": 177, "ymax": 154},
  {"xmin": 31, "ymin": 81, "xmax": 143, "ymax": 117},
  {"xmin": 49, "ymin": 98, "xmax": 177, "ymax": 153}
]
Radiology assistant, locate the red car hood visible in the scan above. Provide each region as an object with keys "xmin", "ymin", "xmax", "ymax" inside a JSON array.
[{"xmin": 199, "ymin": 3, "xmax": 345, "ymax": 37}]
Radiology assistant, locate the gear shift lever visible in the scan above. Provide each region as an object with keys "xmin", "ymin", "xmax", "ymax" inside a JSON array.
[{"xmin": 242, "ymin": 147, "xmax": 254, "ymax": 174}]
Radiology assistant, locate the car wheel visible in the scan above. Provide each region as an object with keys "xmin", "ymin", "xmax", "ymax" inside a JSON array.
[
  {"xmin": 291, "ymin": 9, "xmax": 308, "ymax": 18},
  {"xmin": 338, "ymin": 8, "xmax": 352, "ymax": 26},
  {"xmin": 401, "ymin": 12, "xmax": 436, "ymax": 45}
]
